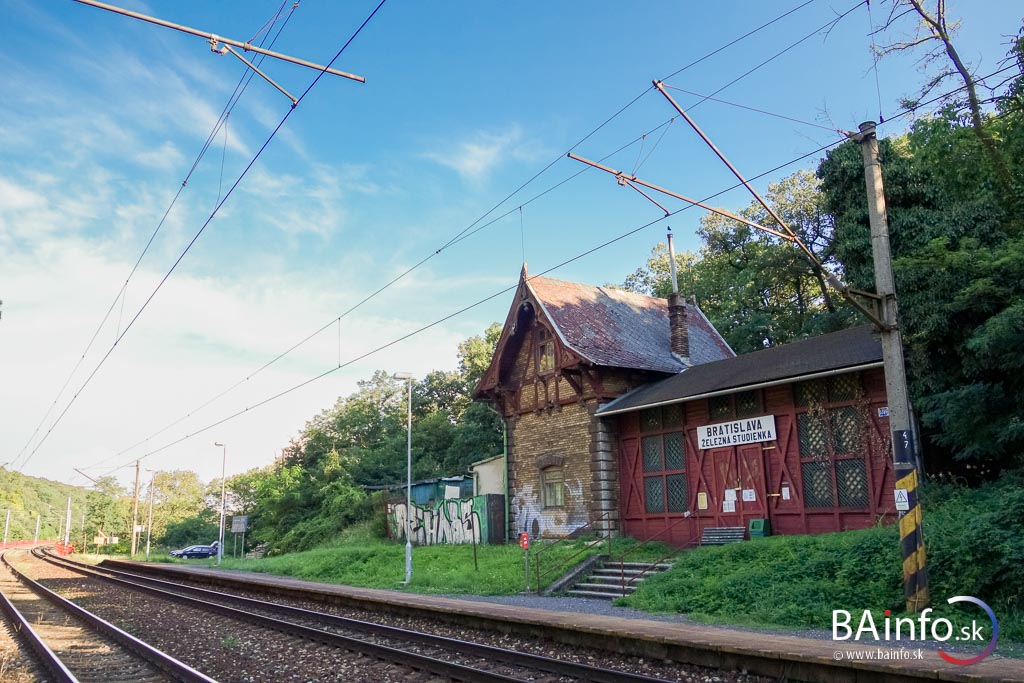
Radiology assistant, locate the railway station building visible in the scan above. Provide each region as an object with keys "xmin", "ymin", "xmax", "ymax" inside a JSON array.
[{"xmin": 474, "ymin": 267, "xmax": 898, "ymax": 546}]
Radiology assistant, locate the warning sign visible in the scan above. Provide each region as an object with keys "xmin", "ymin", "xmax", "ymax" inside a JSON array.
[
  {"xmin": 894, "ymin": 488, "xmax": 910, "ymax": 512},
  {"xmin": 519, "ymin": 532, "xmax": 529, "ymax": 550}
]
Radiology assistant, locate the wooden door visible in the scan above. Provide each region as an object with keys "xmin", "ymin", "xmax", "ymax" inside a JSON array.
[
  {"xmin": 711, "ymin": 448, "xmax": 741, "ymax": 526},
  {"xmin": 737, "ymin": 445, "xmax": 768, "ymax": 528}
]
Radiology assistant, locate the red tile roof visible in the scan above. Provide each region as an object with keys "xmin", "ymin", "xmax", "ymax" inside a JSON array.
[{"xmin": 525, "ymin": 275, "xmax": 734, "ymax": 374}]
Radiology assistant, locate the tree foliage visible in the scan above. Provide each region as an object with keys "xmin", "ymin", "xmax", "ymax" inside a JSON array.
[
  {"xmin": 621, "ymin": 170, "xmax": 855, "ymax": 353},
  {"xmin": 622, "ymin": 29, "xmax": 1024, "ymax": 474}
]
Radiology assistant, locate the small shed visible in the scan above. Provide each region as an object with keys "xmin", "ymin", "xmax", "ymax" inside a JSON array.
[{"xmin": 470, "ymin": 455, "xmax": 505, "ymax": 496}]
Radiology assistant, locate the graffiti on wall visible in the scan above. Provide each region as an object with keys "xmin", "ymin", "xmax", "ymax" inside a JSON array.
[
  {"xmin": 389, "ymin": 497, "xmax": 486, "ymax": 546},
  {"xmin": 511, "ymin": 479, "xmax": 588, "ymax": 539}
]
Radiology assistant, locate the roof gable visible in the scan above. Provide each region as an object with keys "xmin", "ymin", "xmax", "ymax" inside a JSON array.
[
  {"xmin": 525, "ymin": 275, "xmax": 733, "ymax": 373},
  {"xmin": 474, "ymin": 270, "xmax": 734, "ymax": 398}
]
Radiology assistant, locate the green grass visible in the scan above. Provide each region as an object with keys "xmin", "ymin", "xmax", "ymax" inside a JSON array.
[
  {"xmin": 132, "ymin": 475, "xmax": 1024, "ymax": 655},
  {"xmin": 619, "ymin": 474, "xmax": 1024, "ymax": 653},
  {"xmin": 215, "ymin": 528, "xmax": 606, "ymax": 595}
]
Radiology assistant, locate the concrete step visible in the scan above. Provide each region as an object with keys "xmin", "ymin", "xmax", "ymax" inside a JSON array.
[
  {"xmin": 602, "ymin": 562, "xmax": 674, "ymax": 571},
  {"xmin": 587, "ymin": 575, "xmax": 643, "ymax": 585},
  {"xmin": 590, "ymin": 568, "xmax": 647, "ymax": 577},
  {"xmin": 574, "ymin": 582, "xmax": 636, "ymax": 593},
  {"xmin": 565, "ymin": 588, "xmax": 630, "ymax": 599}
]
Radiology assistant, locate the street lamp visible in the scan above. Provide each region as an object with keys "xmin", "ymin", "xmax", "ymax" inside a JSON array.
[
  {"xmin": 214, "ymin": 442, "xmax": 227, "ymax": 566},
  {"xmin": 393, "ymin": 372, "xmax": 414, "ymax": 584}
]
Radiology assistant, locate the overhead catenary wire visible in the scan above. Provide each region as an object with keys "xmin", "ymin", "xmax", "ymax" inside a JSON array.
[
  {"xmin": 10, "ymin": 1, "xmax": 299, "ymax": 471},
  {"xmin": 102, "ymin": 67, "xmax": 1014, "ymax": 472},
  {"xmin": 17, "ymin": 0, "xmax": 388, "ymax": 473},
  {"xmin": 661, "ymin": 86, "xmax": 842, "ymax": 133},
  {"xmin": 95, "ymin": 0, "xmax": 854, "ymax": 467}
]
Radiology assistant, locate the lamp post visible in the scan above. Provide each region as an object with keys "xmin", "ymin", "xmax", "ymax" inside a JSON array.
[
  {"xmin": 213, "ymin": 442, "xmax": 227, "ymax": 566},
  {"xmin": 393, "ymin": 372, "xmax": 414, "ymax": 584}
]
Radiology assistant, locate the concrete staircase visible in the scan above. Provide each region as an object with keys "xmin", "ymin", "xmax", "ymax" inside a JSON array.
[{"xmin": 565, "ymin": 560, "xmax": 673, "ymax": 599}]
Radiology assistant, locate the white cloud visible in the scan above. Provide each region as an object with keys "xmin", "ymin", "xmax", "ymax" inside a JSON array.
[{"xmin": 423, "ymin": 124, "xmax": 543, "ymax": 184}]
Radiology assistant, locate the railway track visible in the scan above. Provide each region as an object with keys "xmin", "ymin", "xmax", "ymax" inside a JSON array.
[
  {"xmin": 0, "ymin": 550, "xmax": 215, "ymax": 683},
  {"xmin": 38, "ymin": 549, "xmax": 687, "ymax": 683}
]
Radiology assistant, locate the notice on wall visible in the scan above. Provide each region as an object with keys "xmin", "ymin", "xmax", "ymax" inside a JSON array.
[
  {"xmin": 781, "ymin": 486, "xmax": 791, "ymax": 501},
  {"xmin": 724, "ymin": 488, "xmax": 737, "ymax": 502},
  {"xmin": 722, "ymin": 499, "xmax": 736, "ymax": 513},
  {"xmin": 697, "ymin": 415, "xmax": 777, "ymax": 450},
  {"xmin": 697, "ymin": 492, "xmax": 708, "ymax": 510},
  {"xmin": 742, "ymin": 489, "xmax": 756, "ymax": 502}
]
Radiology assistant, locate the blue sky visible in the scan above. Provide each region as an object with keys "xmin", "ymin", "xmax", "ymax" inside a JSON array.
[{"xmin": 1, "ymin": 0, "xmax": 1019, "ymax": 488}]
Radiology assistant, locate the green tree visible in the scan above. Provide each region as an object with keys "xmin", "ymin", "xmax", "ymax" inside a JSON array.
[
  {"xmin": 818, "ymin": 59, "xmax": 1024, "ymax": 473},
  {"xmin": 622, "ymin": 170, "xmax": 855, "ymax": 353}
]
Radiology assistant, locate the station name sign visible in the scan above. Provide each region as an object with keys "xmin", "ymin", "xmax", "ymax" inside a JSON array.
[{"xmin": 697, "ymin": 414, "xmax": 777, "ymax": 450}]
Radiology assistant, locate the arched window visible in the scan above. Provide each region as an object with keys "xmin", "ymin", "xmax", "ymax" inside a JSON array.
[{"xmin": 541, "ymin": 467, "xmax": 565, "ymax": 508}]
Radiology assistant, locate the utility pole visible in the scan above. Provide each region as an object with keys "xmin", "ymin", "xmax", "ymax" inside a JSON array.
[
  {"xmin": 3, "ymin": 510, "xmax": 9, "ymax": 548},
  {"xmin": 567, "ymin": 90, "xmax": 929, "ymax": 613},
  {"xmin": 33, "ymin": 514, "xmax": 40, "ymax": 545},
  {"xmin": 857, "ymin": 121, "xmax": 929, "ymax": 612},
  {"xmin": 130, "ymin": 459, "xmax": 141, "ymax": 557}
]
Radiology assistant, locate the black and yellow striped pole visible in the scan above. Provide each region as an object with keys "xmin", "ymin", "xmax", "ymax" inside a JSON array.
[
  {"xmin": 858, "ymin": 122, "xmax": 930, "ymax": 613},
  {"xmin": 896, "ymin": 467, "xmax": 929, "ymax": 611}
]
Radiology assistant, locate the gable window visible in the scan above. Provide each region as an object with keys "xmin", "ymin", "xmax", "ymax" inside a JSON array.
[
  {"xmin": 537, "ymin": 327, "xmax": 555, "ymax": 374},
  {"xmin": 541, "ymin": 467, "xmax": 565, "ymax": 508}
]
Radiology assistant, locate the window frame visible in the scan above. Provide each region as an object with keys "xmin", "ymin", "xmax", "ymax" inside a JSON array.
[
  {"xmin": 536, "ymin": 327, "xmax": 556, "ymax": 375},
  {"xmin": 794, "ymin": 374, "xmax": 871, "ymax": 510},
  {"xmin": 541, "ymin": 466, "xmax": 565, "ymax": 508}
]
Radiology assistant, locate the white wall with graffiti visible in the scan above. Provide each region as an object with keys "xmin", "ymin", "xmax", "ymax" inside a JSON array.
[
  {"xmin": 510, "ymin": 480, "xmax": 589, "ymax": 539},
  {"xmin": 388, "ymin": 495, "xmax": 503, "ymax": 545}
]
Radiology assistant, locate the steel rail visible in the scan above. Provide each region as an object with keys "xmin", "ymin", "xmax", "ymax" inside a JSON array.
[
  {"xmin": 3, "ymin": 551, "xmax": 217, "ymax": 683},
  {"xmin": 36, "ymin": 550, "xmax": 523, "ymax": 683},
  {"xmin": 42, "ymin": 550, "xmax": 679, "ymax": 683},
  {"xmin": 0, "ymin": 552, "xmax": 78, "ymax": 682}
]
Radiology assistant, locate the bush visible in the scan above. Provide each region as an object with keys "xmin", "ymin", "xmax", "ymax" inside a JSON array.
[{"xmin": 622, "ymin": 472, "xmax": 1024, "ymax": 645}]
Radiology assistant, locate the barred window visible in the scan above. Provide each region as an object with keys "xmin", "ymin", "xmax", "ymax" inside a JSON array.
[
  {"xmin": 797, "ymin": 401, "xmax": 869, "ymax": 509},
  {"xmin": 736, "ymin": 390, "xmax": 762, "ymax": 418},
  {"xmin": 709, "ymin": 395, "xmax": 732, "ymax": 420},
  {"xmin": 640, "ymin": 431, "xmax": 687, "ymax": 514},
  {"xmin": 541, "ymin": 467, "xmax": 565, "ymax": 508}
]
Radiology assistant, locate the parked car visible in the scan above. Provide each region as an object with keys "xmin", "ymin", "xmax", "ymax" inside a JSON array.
[{"xmin": 169, "ymin": 544, "xmax": 216, "ymax": 559}]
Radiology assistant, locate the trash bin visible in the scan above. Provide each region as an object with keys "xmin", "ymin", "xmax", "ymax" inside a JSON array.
[{"xmin": 748, "ymin": 518, "xmax": 770, "ymax": 537}]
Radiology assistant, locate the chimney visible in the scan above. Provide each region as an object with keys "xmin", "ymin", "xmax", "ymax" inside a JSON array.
[{"xmin": 666, "ymin": 230, "xmax": 690, "ymax": 364}]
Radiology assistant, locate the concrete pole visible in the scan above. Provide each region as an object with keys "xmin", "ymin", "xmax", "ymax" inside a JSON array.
[
  {"xmin": 405, "ymin": 378, "xmax": 413, "ymax": 584},
  {"xmin": 858, "ymin": 121, "xmax": 929, "ymax": 612},
  {"xmin": 215, "ymin": 443, "xmax": 226, "ymax": 566},
  {"xmin": 145, "ymin": 471, "xmax": 156, "ymax": 559},
  {"xmin": 3, "ymin": 510, "xmax": 9, "ymax": 549},
  {"xmin": 34, "ymin": 514, "xmax": 40, "ymax": 545},
  {"xmin": 63, "ymin": 496, "xmax": 72, "ymax": 548},
  {"xmin": 130, "ymin": 459, "xmax": 141, "ymax": 556}
]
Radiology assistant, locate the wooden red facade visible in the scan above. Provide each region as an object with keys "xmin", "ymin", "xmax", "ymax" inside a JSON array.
[{"xmin": 614, "ymin": 367, "xmax": 897, "ymax": 547}]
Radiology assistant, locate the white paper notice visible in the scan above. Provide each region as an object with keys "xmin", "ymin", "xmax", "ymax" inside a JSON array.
[
  {"xmin": 742, "ymin": 489, "xmax": 756, "ymax": 502},
  {"xmin": 724, "ymin": 489, "xmax": 737, "ymax": 502},
  {"xmin": 781, "ymin": 486, "xmax": 791, "ymax": 501},
  {"xmin": 723, "ymin": 499, "xmax": 736, "ymax": 513}
]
